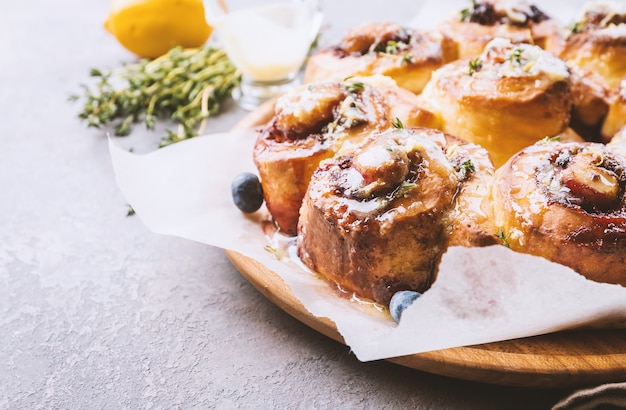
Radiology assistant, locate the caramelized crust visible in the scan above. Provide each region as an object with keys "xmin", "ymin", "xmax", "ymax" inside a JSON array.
[
  {"xmin": 304, "ymin": 22, "xmax": 457, "ymax": 94},
  {"xmin": 437, "ymin": 0, "xmax": 562, "ymax": 59},
  {"xmin": 493, "ymin": 140, "xmax": 626, "ymax": 287},
  {"xmin": 297, "ymin": 127, "xmax": 497, "ymax": 304},
  {"xmin": 253, "ymin": 75, "xmax": 438, "ymax": 235},
  {"xmin": 419, "ymin": 37, "xmax": 572, "ymax": 167}
]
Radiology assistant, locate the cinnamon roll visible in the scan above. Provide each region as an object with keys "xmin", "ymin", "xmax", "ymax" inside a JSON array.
[
  {"xmin": 297, "ymin": 127, "xmax": 497, "ymax": 305},
  {"xmin": 493, "ymin": 139, "xmax": 626, "ymax": 287},
  {"xmin": 304, "ymin": 22, "xmax": 456, "ymax": 94},
  {"xmin": 253, "ymin": 75, "xmax": 438, "ymax": 235},
  {"xmin": 558, "ymin": 0, "xmax": 626, "ymax": 90},
  {"xmin": 436, "ymin": 0, "xmax": 562, "ymax": 59},
  {"xmin": 419, "ymin": 37, "xmax": 573, "ymax": 167}
]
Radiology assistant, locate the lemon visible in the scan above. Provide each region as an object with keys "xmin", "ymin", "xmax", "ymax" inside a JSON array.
[{"xmin": 104, "ymin": 0, "xmax": 213, "ymax": 59}]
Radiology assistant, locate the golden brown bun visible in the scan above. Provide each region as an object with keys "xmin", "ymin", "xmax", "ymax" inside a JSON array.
[
  {"xmin": 297, "ymin": 127, "xmax": 497, "ymax": 304},
  {"xmin": 304, "ymin": 22, "xmax": 457, "ymax": 94},
  {"xmin": 419, "ymin": 37, "xmax": 572, "ymax": 167},
  {"xmin": 493, "ymin": 139, "xmax": 626, "ymax": 287},
  {"xmin": 558, "ymin": 1, "xmax": 626, "ymax": 90},
  {"xmin": 601, "ymin": 78, "xmax": 626, "ymax": 142},
  {"xmin": 437, "ymin": 0, "xmax": 563, "ymax": 59},
  {"xmin": 253, "ymin": 75, "xmax": 438, "ymax": 235}
]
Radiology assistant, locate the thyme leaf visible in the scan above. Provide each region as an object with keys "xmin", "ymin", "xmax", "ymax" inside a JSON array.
[
  {"xmin": 468, "ymin": 58, "xmax": 483, "ymax": 75},
  {"xmin": 454, "ymin": 158, "xmax": 476, "ymax": 179},
  {"xmin": 71, "ymin": 46, "xmax": 241, "ymax": 147},
  {"xmin": 538, "ymin": 135, "xmax": 561, "ymax": 144},
  {"xmin": 391, "ymin": 117, "xmax": 404, "ymax": 129},
  {"xmin": 345, "ymin": 81, "xmax": 365, "ymax": 93},
  {"xmin": 494, "ymin": 228, "xmax": 511, "ymax": 248},
  {"xmin": 508, "ymin": 48, "xmax": 524, "ymax": 65}
]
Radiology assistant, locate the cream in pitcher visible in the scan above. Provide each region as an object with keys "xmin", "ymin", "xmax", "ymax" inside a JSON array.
[{"xmin": 207, "ymin": 0, "xmax": 323, "ymax": 109}]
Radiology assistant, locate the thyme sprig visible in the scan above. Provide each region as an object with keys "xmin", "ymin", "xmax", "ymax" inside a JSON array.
[
  {"xmin": 345, "ymin": 80, "xmax": 365, "ymax": 93},
  {"xmin": 454, "ymin": 158, "xmax": 476, "ymax": 179},
  {"xmin": 508, "ymin": 48, "xmax": 524, "ymax": 65},
  {"xmin": 70, "ymin": 46, "xmax": 241, "ymax": 147},
  {"xmin": 391, "ymin": 117, "xmax": 404, "ymax": 129},
  {"xmin": 468, "ymin": 58, "xmax": 483, "ymax": 76},
  {"xmin": 494, "ymin": 228, "xmax": 512, "ymax": 248}
]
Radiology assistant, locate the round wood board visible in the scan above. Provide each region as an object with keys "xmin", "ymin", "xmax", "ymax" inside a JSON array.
[{"xmin": 227, "ymin": 99, "xmax": 626, "ymax": 389}]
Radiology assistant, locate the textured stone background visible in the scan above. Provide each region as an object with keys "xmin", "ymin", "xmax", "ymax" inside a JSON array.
[{"xmin": 1, "ymin": 0, "xmax": 573, "ymax": 408}]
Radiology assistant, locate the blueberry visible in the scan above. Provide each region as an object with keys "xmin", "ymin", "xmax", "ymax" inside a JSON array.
[
  {"xmin": 231, "ymin": 172, "xmax": 264, "ymax": 213},
  {"xmin": 389, "ymin": 290, "xmax": 421, "ymax": 324}
]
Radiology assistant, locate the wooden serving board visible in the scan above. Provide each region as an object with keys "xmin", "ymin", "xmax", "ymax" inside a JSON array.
[{"xmin": 228, "ymin": 99, "xmax": 626, "ymax": 389}]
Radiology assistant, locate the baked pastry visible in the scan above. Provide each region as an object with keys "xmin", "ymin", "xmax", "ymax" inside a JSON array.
[
  {"xmin": 419, "ymin": 37, "xmax": 573, "ymax": 167},
  {"xmin": 601, "ymin": 78, "xmax": 626, "ymax": 142},
  {"xmin": 492, "ymin": 138, "xmax": 626, "ymax": 287},
  {"xmin": 558, "ymin": 0, "xmax": 626, "ymax": 90},
  {"xmin": 297, "ymin": 127, "xmax": 497, "ymax": 304},
  {"xmin": 253, "ymin": 75, "xmax": 439, "ymax": 235},
  {"xmin": 436, "ymin": 0, "xmax": 562, "ymax": 59},
  {"xmin": 304, "ymin": 22, "xmax": 456, "ymax": 94}
]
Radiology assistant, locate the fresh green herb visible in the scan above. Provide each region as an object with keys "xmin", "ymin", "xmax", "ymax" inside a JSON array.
[
  {"xmin": 460, "ymin": 0, "xmax": 476, "ymax": 21},
  {"xmin": 494, "ymin": 228, "xmax": 511, "ymax": 248},
  {"xmin": 70, "ymin": 46, "xmax": 241, "ymax": 147},
  {"xmin": 538, "ymin": 135, "xmax": 561, "ymax": 144},
  {"xmin": 385, "ymin": 41, "xmax": 399, "ymax": 54},
  {"xmin": 508, "ymin": 48, "xmax": 524, "ymax": 65},
  {"xmin": 454, "ymin": 158, "xmax": 476, "ymax": 179},
  {"xmin": 126, "ymin": 205, "xmax": 135, "ymax": 217},
  {"xmin": 569, "ymin": 21, "xmax": 583, "ymax": 34},
  {"xmin": 397, "ymin": 181, "xmax": 417, "ymax": 196},
  {"xmin": 460, "ymin": 7, "xmax": 472, "ymax": 21},
  {"xmin": 345, "ymin": 81, "xmax": 365, "ymax": 93},
  {"xmin": 264, "ymin": 245, "xmax": 281, "ymax": 259},
  {"xmin": 468, "ymin": 58, "xmax": 483, "ymax": 76},
  {"xmin": 402, "ymin": 51, "xmax": 413, "ymax": 64},
  {"xmin": 391, "ymin": 117, "xmax": 404, "ymax": 129}
]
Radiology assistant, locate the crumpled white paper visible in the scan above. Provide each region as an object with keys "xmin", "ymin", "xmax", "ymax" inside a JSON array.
[{"xmin": 109, "ymin": 131, "xmax": 626, "ymax": 361}]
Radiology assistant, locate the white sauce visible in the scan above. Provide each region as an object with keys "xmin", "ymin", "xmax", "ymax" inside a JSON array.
[
  {"xmin": 477, "ymin": 38, "xmax": 569, "ymax": 82},
  {"xmin": 216, "ymin": 2, "xmax": 322, "ymax": 82}
]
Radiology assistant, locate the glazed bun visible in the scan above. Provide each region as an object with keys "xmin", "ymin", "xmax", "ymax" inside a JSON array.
[
  {"xmin": 297, "ymin": 127, "xmax": 497, "ymax": 304},
  {"xmin": 437, "ymin": 0, "xmax": 562, "ymax": 59},
  {"xmin": 419, "ymin": 37, "xmax": 573, "ymax": 167},
  {"xmin": 493, "ymin": 139, "xmax": 626, "ymax": 287},
  {"xmin": 304, "ymin": 22, "xmax": 457, "ymax": 94},
  {"xmin": 253, "ymin": 75, "xmax": 438, "ymax": 235},
  {"xmin": 558, "ymin": 0, "xmax": 626, "ymax": 90}
]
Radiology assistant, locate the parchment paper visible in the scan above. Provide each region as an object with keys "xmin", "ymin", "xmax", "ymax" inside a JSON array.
[{"xmin": 109, "ymin": 130, "xmax": 626, "ymax": 361}]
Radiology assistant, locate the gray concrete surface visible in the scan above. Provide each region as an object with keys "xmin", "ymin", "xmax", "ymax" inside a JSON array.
[{"xmin": 1, "ymin": 0, "xmax": 575, "ymax": 408}]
